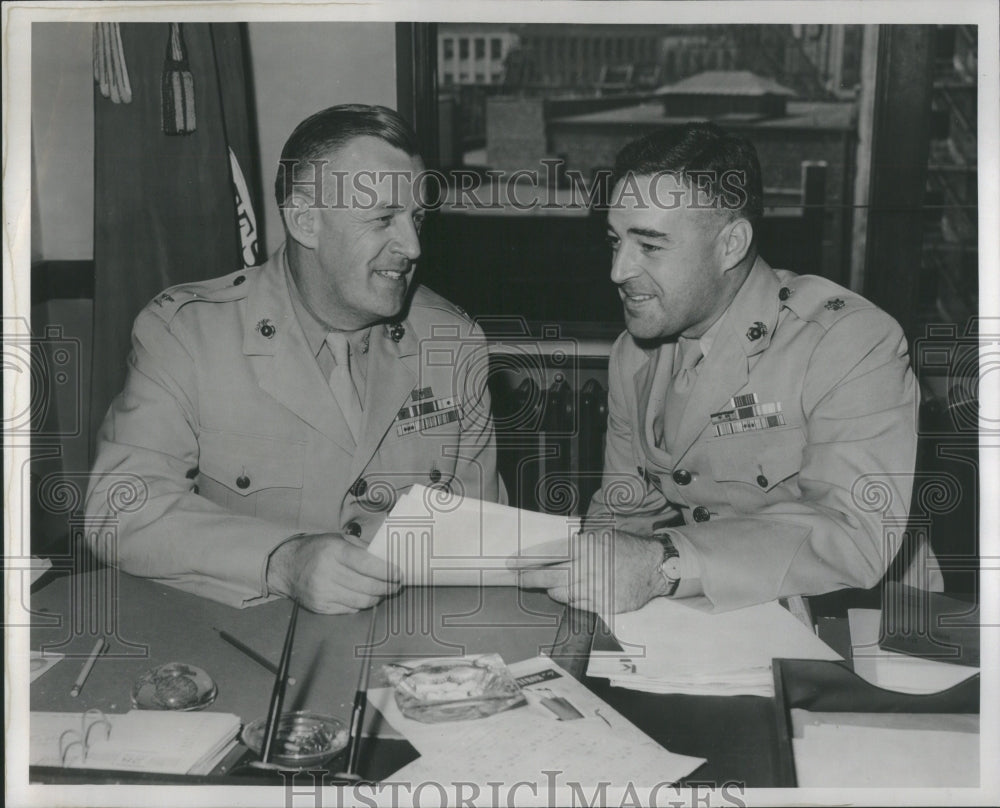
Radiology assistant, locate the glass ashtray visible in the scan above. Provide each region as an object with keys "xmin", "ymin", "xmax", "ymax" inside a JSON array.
[
  {"xmin": 241, "ymin": 711, "xmax": 349, "ymax": 769},
  {"xmin": 130, "ymin": 662, "xmax": 218, "ymax": 710}
]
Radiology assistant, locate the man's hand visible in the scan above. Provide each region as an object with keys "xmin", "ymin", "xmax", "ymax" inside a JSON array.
[
  {"xmin": 267, "ymin": 533, "xmax": 401, "ymax": 614},
  {"xmin": 507, "ymin": 530, "xmax": 668, "ymax": 614}
]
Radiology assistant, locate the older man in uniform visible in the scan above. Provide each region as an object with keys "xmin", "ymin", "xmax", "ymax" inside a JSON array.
[
  {"xmin": 86, "ymin": 105, "xmax": 504, "ymax": 613},
  {"xmin": 514, "ymin": 122, "xmax": 936, "ymax": 613}
]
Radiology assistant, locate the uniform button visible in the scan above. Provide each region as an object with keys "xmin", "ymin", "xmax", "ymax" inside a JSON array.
[
  {"xmin": 429, "ymin": 467, "xmax": 442, "ymax": 484},
  {"xmin": 692, "ymin": 506, "xmax": 711, "ymax": 523},
  {"xmin": 672, "ymin": 469, "xmax": 692, "ymax": 486},
  {"xmin": 350, "ymin": 477, "xmax": 368, "ymax": 497},
  {"xmin": 236, "ymin": 475, "xmax": 250, "ymax": 490},
  {"xmin": 757, "ymin": 474, "xmax": 769, "ymax": 488},
  {"xmin": 344, "ymin": 521, "xmax": 362, "ymax": 538},
  {"xmin": 779, "ymin": 286, "xmax": 791, "ymax": 301},
  {"xmin": 233, "ymin": 274, "xmax": 246, "ymax": 286}
]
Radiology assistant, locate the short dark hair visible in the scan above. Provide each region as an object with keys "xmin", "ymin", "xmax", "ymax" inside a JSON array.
[
  {"xmin": 274, "ymin": 104, "xmax": 420, "ymax": 208},
  {"xmin": 610, "ymin": 122, "xmax": 763, "ymax": 225}
]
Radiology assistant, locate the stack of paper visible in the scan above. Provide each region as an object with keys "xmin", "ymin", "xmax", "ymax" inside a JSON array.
[
  {"xmin": 587, "ymin": 598, "xmax": 842, "ymax": 697},
  {"xmin": 369, "ymin": 655, "xmax": 705, "ymax": 787},
  {"xmin": 848, "ymin": 608, "xmax": 979, "ymax": 694},
  {"xmin": 31, "ymin": 710, "xmax": 241, "ymax": 774},
  {"xmin": 367, "ymin": 484, "xmax": 575, "ymax": 586}
]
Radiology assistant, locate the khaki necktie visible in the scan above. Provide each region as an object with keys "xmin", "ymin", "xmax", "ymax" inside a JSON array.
[
  {"xmin": 325, "ymin": 331, "xmax": 363, "ymax": 440},
  {"xmin": 658, "ymin": 336, "xmax": 703, "ymax": 452}
]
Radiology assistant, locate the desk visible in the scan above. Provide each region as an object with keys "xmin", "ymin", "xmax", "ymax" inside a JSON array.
[{"xmin": 29, "ymin": 569, "xmax": 788, "ymax": 787}]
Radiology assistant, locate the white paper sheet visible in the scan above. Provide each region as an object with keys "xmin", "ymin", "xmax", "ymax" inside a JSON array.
[
  {"xmin": 366, "ymin": 484, "xmax": 578, "ymax": 585},
  {"xmin": 587, "ymin": 598, "xmax": 841, "ymax": 697},
  {"xmin": 793, "ymin": 718, "xmax": 979, "ymax": 787},
  {"xmin": 848, "ymin": 608, "xmax": 979, "ymax": 694},
  {"xmin": 370, "ymin": 655, "xmax": 705, "ymax": 787}
]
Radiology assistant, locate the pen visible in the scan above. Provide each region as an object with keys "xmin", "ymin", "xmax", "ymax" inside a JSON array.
[
  {"xmin": 335, "ymin": 605, "xmax": 378, "ymax": 781},
  {"xmin": 260, "ymin": 600, "xmax": 300, "ymax": 765},
  {"xmin": 214, "ymin": 627, "xmax": 296, "ymax": 685},
  {"xmin": 70, "ymin": 637, "xmax": 106, "ymax": 698}
]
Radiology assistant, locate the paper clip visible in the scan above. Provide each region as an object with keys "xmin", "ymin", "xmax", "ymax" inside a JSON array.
[{"xmin": 58, "ymin": 709, "xmax": 111, "ymax": 766}]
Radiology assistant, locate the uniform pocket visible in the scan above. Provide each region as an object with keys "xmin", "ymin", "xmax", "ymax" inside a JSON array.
[
  {"xmin": 198, "ymin": 429, "xmax": 305, "ymax": 495},
  {"xmin": 705, "ymin": 426, "xmax": 805, "ymax": 492}
]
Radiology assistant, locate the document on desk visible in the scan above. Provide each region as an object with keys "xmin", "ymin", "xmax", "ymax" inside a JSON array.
[
  {"xmin": 30, "ymin": 710, "xmax": 241, "ymax": 774},
  {"xmin": 587, "ymin": 598, "xmax": 841, "ymax": 697},
  {"xmin": 369, "ymin": 655, "xmax": 705, "ymax": 786},
  {"xmin": 848, "ymin": 608, "xmax": 979, "ymax": 694},
  {"xmin": 366, "ymin": 484, "xmax": 578, "ymax": 586},
  {"xmin": 792, "ymin": 711, "xmax": 979, "ymax": 787}
]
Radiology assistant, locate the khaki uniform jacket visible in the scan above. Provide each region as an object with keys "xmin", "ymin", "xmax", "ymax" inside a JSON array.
[
  {"xmin": 588, "ymin": 258, "xmax": 929, "ymax": 611},
  {"xmin": 85, "ymin": 248, "xmax": 505, "ymax": 608}
]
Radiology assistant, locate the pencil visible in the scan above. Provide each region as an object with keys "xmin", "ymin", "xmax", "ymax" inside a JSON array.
[{"xmin": 70, "ymin": 637, "xmax": 106, "ymax": 697}]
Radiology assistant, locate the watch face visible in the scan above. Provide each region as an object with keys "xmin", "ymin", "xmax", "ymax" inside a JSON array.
[{"xmin": 661, "ymin": 557, "xmax": 681, "ymax": 582}]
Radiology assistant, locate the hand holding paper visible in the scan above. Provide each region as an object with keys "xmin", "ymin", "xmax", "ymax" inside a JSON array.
[
  {"xmin": 366, "ymin": 485, "xmax": 577, "ymax": 586},
  {"xmin": 508, "ymin": 530, "xmax": 667, "ymax": 615}
]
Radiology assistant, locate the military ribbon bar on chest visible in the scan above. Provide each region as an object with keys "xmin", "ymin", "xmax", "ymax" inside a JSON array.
[
  {"xmin": 710, "ymin": 392, "xmax": 785, "ymax": 437},
  {"xmin": 395, "ymin": 386, "xmax": 460, "ymax": 436}
]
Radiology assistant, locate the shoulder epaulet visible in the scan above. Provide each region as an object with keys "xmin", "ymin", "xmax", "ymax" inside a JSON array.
[
  {"xmin": 409, "ymin": 285, "xmax": 473, "ymax": 324},
  {"xmin": 776, "ymin": 273, "xmax": 875, "ymax": 330},
  {"xmin": 146, "ymin": 266, "xmax": 257, "ymax": 323}
]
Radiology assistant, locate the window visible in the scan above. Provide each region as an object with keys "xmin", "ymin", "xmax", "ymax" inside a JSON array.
[
  {"xmin": 429, "ymin": 23, "xmax": 871, "ymax": 330},
  {"xmin": 443, "ymin": 38, "xmax": 454, "ymax": 60}
]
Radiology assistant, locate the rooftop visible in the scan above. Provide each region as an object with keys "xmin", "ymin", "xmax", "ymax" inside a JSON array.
[
  {"xmin": 550, "ymin": 99, "xmax": 856, "ymax": 130},
  {"xmin": 656, "ymin": 70, "xmax": 798, "ymax": 97}
]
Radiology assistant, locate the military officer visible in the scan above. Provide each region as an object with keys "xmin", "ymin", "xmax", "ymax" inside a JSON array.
[
  {"xmin": 85, "ymin": 105, "xmax": 505, "ymax": 613},
  {"xmin": 512, "ymin": 122, "xmax": 934, "ymax": 613}
]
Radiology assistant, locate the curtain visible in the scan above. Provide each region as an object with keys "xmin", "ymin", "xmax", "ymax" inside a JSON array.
[{"xmin": 90, "ymin": 22, "xmax": 263, "ymax": 454}]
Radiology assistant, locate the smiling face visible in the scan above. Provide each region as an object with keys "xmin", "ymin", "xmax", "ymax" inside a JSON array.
[
  {"xmin": 607, "ymin": 172, "xmax": 747, "ymax": 341},
  {"xmin": 286, "ymin": 135, "xmax": 426, "ymax": 331}
]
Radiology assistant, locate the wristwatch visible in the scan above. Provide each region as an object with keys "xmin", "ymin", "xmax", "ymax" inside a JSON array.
[{"xmin": 653, "ymin": 531, "xmax": 681, "ymax": 597}]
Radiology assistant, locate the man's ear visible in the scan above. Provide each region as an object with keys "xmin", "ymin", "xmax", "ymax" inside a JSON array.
[
  {"xmin": 720, "ymin": 217, "xmax": 753, "ymax": 271},
  {"xmin": 282, "ymin": 194, "xmax": 320, "ymax": 250}
]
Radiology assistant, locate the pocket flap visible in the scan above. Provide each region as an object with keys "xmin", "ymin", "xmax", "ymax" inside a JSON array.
[
  {"xmin": 706, "ymin": 427, "xmax": 805, "ymax": 491},
  {"xmin": 198, "ymin": 430, "xmax": 305, "ymax": 496}
]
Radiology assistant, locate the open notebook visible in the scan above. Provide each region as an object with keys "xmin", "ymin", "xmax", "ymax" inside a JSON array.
[{"xmin": 30, "ymin": 709, "xmax": 241, "ymax": 774}]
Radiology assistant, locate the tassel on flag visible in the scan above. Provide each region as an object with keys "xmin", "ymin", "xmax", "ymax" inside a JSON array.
[
  {"xmin": 161, "ymin": 23, "xmax": 196, "ymax": 134},
  {"xmin": 93, "ymin": 23, "xmax": 132, "ymax": 104}
]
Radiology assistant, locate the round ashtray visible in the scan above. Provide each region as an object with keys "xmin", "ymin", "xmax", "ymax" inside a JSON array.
[
  {"xmin": 131, "ymin": 662, "xmax": 218, "ymax": 710},
  {"xmin": 241, "ymin": 711, "xmax": 349, "ymax": 769}
]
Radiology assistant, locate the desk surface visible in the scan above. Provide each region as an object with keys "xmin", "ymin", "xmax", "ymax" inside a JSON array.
[{"xmin": 29, "ymin": 569, "xmax": 787, "ymax": 787}]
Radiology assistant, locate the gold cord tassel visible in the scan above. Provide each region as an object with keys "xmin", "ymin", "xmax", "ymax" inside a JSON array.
[
  {"xmin": 161, "ymin": 23, "xmax": 196, "ymax": 134},
  {"xmin": 93, "ymin": 23, "xmax": 132, "ymax": 104}
]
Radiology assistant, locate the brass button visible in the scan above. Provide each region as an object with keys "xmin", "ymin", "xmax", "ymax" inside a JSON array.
[
  {"xmin": 236, "ymin": 475, "xmax": 250, "ymax": 490},
  {"xmin": 779, "ymin": 286, "xmax": 790, "ymax": 301},
  {"xmin": 344, "ymin": 521, "xmax": 362, "ymax": 538},
  {"xmin": 350, "ymin": 477, "xmax": 368, "ymax": 497},
  {"xmin": 233, "ymin": 274, "xmax": 246, "ymax": 286},
  {"xmin": 429, "ymin": 467, "xmax": 442, "ymax": 484},
  {"xmin": 692, "ymin": 506, "xmax": 710, "ymax": 523},
  {"xmin": 672, "ymin": 469, "xmax": 692, "ymax": 486},
  {"xmin": 757, "ymin": 474, "xmax": 769, "ymax": 488}
]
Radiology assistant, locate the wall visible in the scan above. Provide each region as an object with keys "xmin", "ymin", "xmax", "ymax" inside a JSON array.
[
  {"xmin": 30, "ymin": 22, "xmax": 398, "ymax": 262},
  {"xmin": 32, "ymin": 23, "xmax": 94, "ymax": 261},
  {"xmin": 247, "ymin": 23, "xmax": 396, "ymax": 256}
]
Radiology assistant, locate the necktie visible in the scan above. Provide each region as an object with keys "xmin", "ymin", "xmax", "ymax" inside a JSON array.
[
  {"xmin": 658, "ymin": 336, "xmax": 703, "ymax": 452},
  {"xmin": 325, "ymin": 331, "xmax": 363, "ymax": 440}
]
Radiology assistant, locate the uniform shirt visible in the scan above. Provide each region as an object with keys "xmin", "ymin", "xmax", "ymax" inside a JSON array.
[
  {"xmin": 85, "ymin": 245, "xmax": 505, "ymax": 608},
  {"xmin": 586, "ymin": 257, "xmax": 934, "ymax": 611}
]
